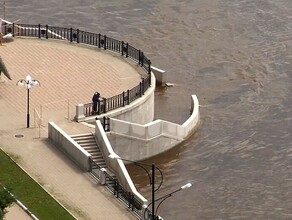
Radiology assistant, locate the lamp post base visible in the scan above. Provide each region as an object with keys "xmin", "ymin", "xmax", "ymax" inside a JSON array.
[{"xmin": 27, "ymin": 113, "xmax": 30, "ymax": 128}]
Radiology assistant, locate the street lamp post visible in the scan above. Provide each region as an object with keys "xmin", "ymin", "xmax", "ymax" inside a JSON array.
[
  {"xmin": 147, "ymin": 183, "xmax": 192, "ymax": 219},
  {"xmin": 109, "ymin": 154, "xmax": 163, "ymax": 220},
  {"xmin": 16, "ymin": 75, "xmax": 40, "ymax": 128}
]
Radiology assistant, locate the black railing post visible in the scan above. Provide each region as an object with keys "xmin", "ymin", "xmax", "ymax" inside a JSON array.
[
  {"xmin": 139, "ymin": 82, "xmax": 142, "ymax": 97},
  {"xmin": 70, "ymin": 28, "xmax": 73, "ymax": 42},
  {"xmin": 97, "ymin": 100, "xmax": 101, "ymax": 115},
  {"xmin": 98, "ymin": 33, "xmax": 101, "ymax": 48},
  {"xmin": 76, "ymin": 29, "xmax": 80, "ymax": 43},
  {"xmin": 141, "ymin": 52, "xmax": 144, "ymax": 67},
  {"xmin": 138, "ymin": 50, "xmax": 141, "ymax": 65},
  {"xmin": 12, "ymin": 23, "xmax": 15, "ymax": 37},
  {"xmin": 148, "ymin": 60, "xmax": 151, "ymax": 74},
  {"xmin": 113, "ymin": 179, "xmax": 117, "ymax": 196},
  {"xmin": 122, "ymin": 91, "xmax": 125, "ymax": 107},
  {"xmin": 142, "ymin": 78, "xmax": 145, "ymax": 95},
  {"xmin": 126, "ymin": 43, "xmax": 129, "ymax": 58},
  {"xmin": 131, "ymin": 194, "xmax": 134, "ymax": 211},
  {"xmin": 38, "ymin": 24, "xmax": 41, "ymax": 38},
  {"xmin": 103, "ymin": 116, "xmax": 106, "ymax": 131},
  {"xmin": 127, "ymin": 89, "xmax": 130, "ymax": 105},
  {"xmin": 95, "ymin": 34, "xmax": 98, "ymax": 46},
  {"xmin": 45, "ymin": 25, "xmax": 48, "ymax": 39},
  {"xmin": 128, "ymin": 192, "xmax": 132, "ymax": 209},
  {"xmin": 148, "ymin": 60, "xmax": 152, "ymax": 85},
  {"xmin": 104, "ymin": 35, "xmax": 107, "ymax": 50},
  {"xmin": 121, "ymin": 41, "xmax": 124, "ymax": 56},
  {"xmin": 116, "ymin": 182, "xmax": 119, "ymax": 198},
  {"xmin": 103, "ymin": 98, "xmax": 107, "ymax": 113},
  {"xmin": 107, "ymin": 118, "xmax": 111, "ymax": 131}
]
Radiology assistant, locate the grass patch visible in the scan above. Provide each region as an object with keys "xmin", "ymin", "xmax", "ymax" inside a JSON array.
[{"xmin": 0, "ymin": 149, "xmax": 75, "ymax": 220}]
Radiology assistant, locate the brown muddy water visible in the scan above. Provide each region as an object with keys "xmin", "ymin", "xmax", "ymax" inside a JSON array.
[{"xmin": 4, "ymin": 0, "xmax": 292, "ymax": 219}]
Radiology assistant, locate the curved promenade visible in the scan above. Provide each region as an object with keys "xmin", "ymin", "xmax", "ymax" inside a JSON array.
[
  {"xmin": 0, "ymin": 37, "xmax": 140, "ymax": 219},
  {"xmin": 1, "ymin": 37, "xmax": 143, "ymax": 119}
]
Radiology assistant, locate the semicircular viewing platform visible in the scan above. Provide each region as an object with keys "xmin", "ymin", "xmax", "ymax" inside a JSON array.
[{"xmin": 0, "ymin": 37, "xmax": 147, "ymax": 124}]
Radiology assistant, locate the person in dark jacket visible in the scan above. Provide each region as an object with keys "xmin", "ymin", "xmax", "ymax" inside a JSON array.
[{"xmin": 92, "ymin": 92, "xmax": 100, "ymax": 113}]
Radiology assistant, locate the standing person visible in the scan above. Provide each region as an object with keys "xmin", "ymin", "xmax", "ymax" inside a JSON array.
[{"xmin": 92, "ymin": 92, "xmax": 100, "ymax": 113}]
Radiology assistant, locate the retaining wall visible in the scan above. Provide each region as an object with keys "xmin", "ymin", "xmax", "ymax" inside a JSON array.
[
  {"xmin": 76, "ymin": 72, "xmax": 156, "ymax": 125},
  {"xmin": 108, "ymin": 95, "xmax": 200, "ymax": 161},
  {"xmin": 48, "ymin": 122, "xmax": 91, "ymax": 171}
]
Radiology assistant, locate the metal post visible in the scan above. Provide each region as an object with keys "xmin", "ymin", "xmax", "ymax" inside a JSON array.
[
  {"xmin": 70, "ymin": 28, "xmax": 73, "ymax": 42},
  {"xmin": 126, "ymin": 43, "xmax": 129, "ymax": 58},
  {"xmin": 152, "ymin": 164, "xmax": 155, "ymax": 220},
  {"xmin": 76, "ymin": 29, "xmax": 79, "ymax": 43},
  {"xmin": 45, "ymin": 25, "xmax": 48, "ymax": 39},
  {"xmin": 104, "ymin": 35, "xmax": 107, "ymax": 50},
  {"xmin": 121, "ymin": 41, "xmax": 124, "ymax": 56},
  {"xmin": 27, "ymin": 88, "xmax": 30, "ymax": 128},
  {"xmin": 38, "ymin": 24, "xmax": 41, "ymax": 38},
  {"xmin": 127, "ymin": 89, "xmax": 130, "ymax": 105}
]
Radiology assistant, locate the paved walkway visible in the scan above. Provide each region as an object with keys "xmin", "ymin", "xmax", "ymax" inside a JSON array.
[{"xmin": 0, "ymin": 38, "xmax": 141, "ymax": 220}]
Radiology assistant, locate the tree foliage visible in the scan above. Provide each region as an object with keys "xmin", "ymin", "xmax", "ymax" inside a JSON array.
[{"xmin": 0, "ymin": 188, "xmax": 15, "ymax": 220}]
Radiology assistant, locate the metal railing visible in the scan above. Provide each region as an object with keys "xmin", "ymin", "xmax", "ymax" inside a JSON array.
[
  {"xmin": 98, "ymin": 117, "xmax": 110, "ymax": 132},
  {"xmin": 84, "ymin": 75, "xmax": 150, "ymax": 117},
  {"xmin": 3, "ymin": 22, "xmax": 152, "ymax": 117},
  {"xmin": 89, "ymin": 158, "xmax": 144, "ymax": 218}
]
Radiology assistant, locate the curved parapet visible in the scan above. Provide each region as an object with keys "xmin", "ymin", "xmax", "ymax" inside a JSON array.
[
  {"xmin": 108, "ymin": 95, "xmax": 200, "ymax": 161},
  {"xmin": 181, "ymin": 95, "xmax": 200, "ymax": 138}
]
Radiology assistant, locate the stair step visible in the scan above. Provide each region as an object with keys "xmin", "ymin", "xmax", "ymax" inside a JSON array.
[
  {"xmin": 94, "ymin": 161, "xmax": 106, "ymax": 166},
  {"xmin": 92, "ymin": 156, "xmax": 103, "ymax": 161},
  {"xmin": 71, "ymin": 133, "xmax": 93, "ymax": 138},
  {"xmin": 82, "ymin": 143, "xmax": 98, "ymax": 147},
  {"xmin": 73, "ymin": 137, "xmax": 95, "ymax": 141},
  {"xmin": 87, "ymin": 150, "xmax": 101, "ymax": 155},
  {"xmin": 76, "ymin": 139, "xmax": 95, "ymax": 144},
  {"xmin": 92, "ymin": 153, "xmax": 102, "ymax": 157},
  {"xmin": 93, "ymin": 159, "xmax": 105, "ymax": 164},
  {"xmin": 98, "ymin": 164, "xmax": 107, "ymax": 168}
]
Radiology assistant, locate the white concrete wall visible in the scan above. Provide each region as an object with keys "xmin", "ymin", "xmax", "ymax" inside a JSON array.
[
  {"xmin": 48, "ymin": 122, "xmax": 91, "ymax": 171},
  {"xmin": 108, "ymin": 95, "xmax": 200, "ymax": 161},
  {"xmin": 78, "ymin": 72, "xmax": 156, "ymax": 125},
  {"xmin": 94, "ymin": 120, "xmax": 148, "ymax": 206},
  {"xmin": 151, "ymin": 66, "xmax": 166, "ymax": 86}
]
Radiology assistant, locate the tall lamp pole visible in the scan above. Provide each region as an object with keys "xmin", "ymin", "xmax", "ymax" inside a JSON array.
[
  {"xmin": 16, "ymin": 75, "xmax": 40, "ymax": 128},
  {"xmin": 147, "ymin": 183, "xmax": 192, "ymax": 219},
  {"xmin": 109, "ymin": 154, "xmax": 163, "ymax": 220}
]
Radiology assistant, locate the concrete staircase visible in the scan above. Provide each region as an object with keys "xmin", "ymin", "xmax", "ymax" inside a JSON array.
[
  {"xmin": 70, "ymin": 133, "xmax": 117, "ymax": 189},
  {"xmin": 70, "ymin": 133, "xmax": 107, "ymax": 168},
  {"xmin": 71, "ymin": 133, "xmax": 140, "ymax": 217}
]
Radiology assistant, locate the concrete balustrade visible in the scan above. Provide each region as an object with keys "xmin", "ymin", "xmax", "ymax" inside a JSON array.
[{"xmin": 94, "ymin": 120, "xmax": 148, "ymax": 207}]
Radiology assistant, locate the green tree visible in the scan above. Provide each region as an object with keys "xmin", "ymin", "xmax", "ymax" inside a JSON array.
[{"xmin": 0, "ymin": 188, "xmax": 15, "ymax": 220}]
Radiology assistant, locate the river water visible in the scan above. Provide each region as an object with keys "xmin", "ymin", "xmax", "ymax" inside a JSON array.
[{"xmin": 4, "ymin": 0, "xmax": 292, "ymax": 219}]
